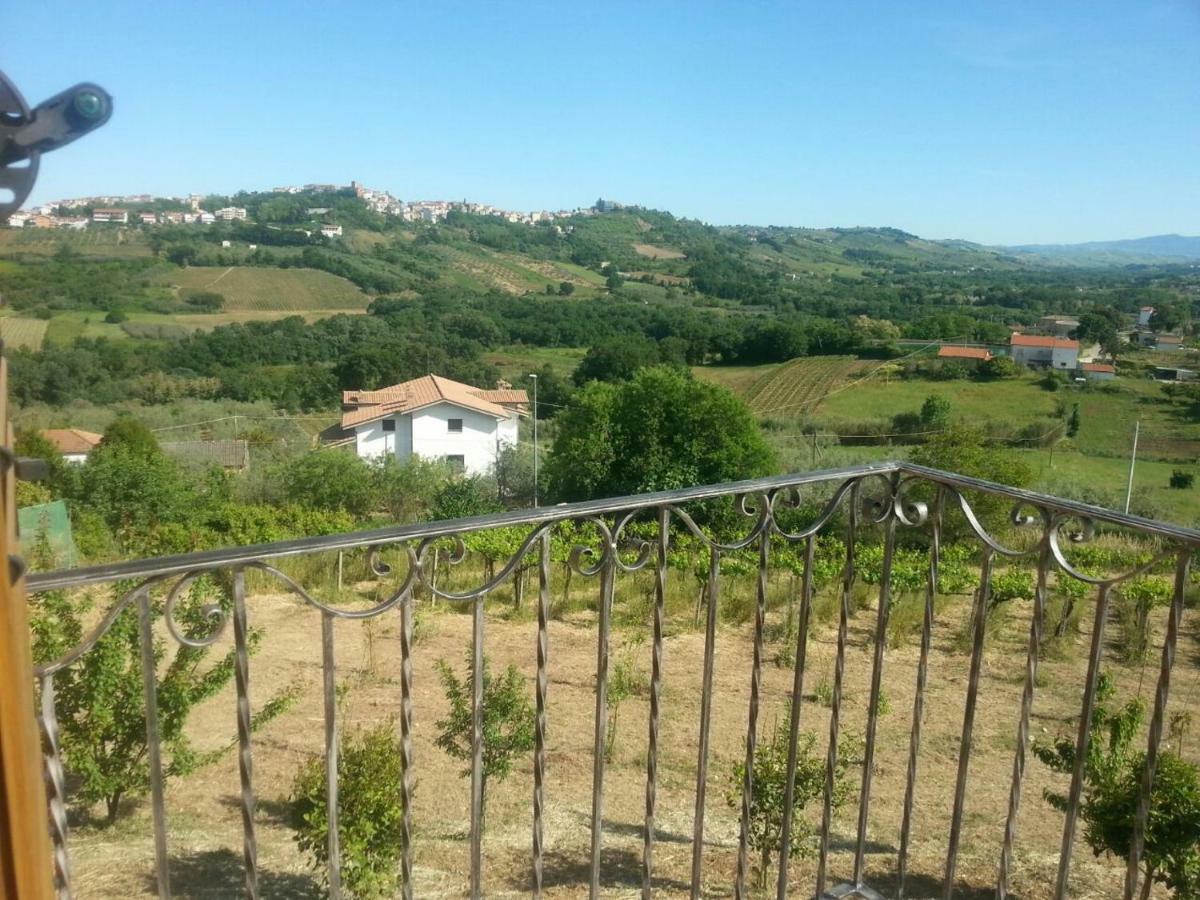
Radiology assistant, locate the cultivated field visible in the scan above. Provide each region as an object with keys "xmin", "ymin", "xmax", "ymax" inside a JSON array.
[
  {"xmin": 633, "ymin": 243, "xmax": 687, "ymax": 260},
  {"xmin": 163, "ymin": 267, "xmax": 369, "ymax": 311},
  {"xmin": 0, "ymin": 316, "xmax": 49, "ymax": 350},
  {"xmin": 745, "ymin": 356, "xmax": 868, "ymax": 416},
  {"xmin": 0, "ymin": 226, "xmax": 152, "ymax": 258},
  {"xmin": 54, "ymin": 537, "xmax": 1199, "ymax": 899}
]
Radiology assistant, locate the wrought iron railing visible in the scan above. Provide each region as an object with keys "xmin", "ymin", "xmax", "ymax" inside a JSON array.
[{"xmin": 24, "ymin": 462, "xmax": 1200, "ymax": 899}]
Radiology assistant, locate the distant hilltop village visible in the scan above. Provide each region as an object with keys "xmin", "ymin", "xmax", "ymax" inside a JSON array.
[{"xmin": 6, "ymin": 181, "xmax": 631, "ymax": 231}]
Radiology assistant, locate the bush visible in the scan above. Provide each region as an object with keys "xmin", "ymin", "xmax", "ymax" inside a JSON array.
[
  {"xmin": 104, "ymin": 308, "xmax": 128, "ymax": 324},
  {"xmin": 1035, "ymin": 674, "xmax": 1200, "ymax": 898},
  {"xmin": 978, "ymin": 356, "xmax": 1018, "ymax": 379},
  {"xmin": 276, "ymin": 452, "xmax": 374, "ymax": 517},
  {"xmin": 435, "ymin": 649, "xmax": 534, "ymax": 827},
  {"xmin": 292, "ymin": 721, "xmax": 406, "ymax": 899},
  {"xmin": 990, "ymin": 569, "xmax": 1036, "ymax": 604},
  {"xmin": 726, "ymin": 710, "xmax": 861, "ymax": 887},
  {"xmin": 1169, "ymin": 470, "xmax": 1195, "ymax": 490}
]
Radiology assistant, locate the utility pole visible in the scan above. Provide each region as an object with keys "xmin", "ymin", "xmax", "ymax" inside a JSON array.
[
  {"xmin": 529, "ymin": 373, "xmax": 538, "ymax": 507},
  {"xmin": 1124, "ymin": 420, "xmax": 1140, "ymax": 514}
]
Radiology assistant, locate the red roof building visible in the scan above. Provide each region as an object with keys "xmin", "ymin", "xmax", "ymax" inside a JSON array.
[{"xmin": 937, "ymin": 345, "xmax": 992, "ymax": 361}]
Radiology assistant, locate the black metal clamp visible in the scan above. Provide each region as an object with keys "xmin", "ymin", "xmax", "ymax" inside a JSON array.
[{"xmin": 1, "ymin": 69, "xmax": 113, "ymax": 221}]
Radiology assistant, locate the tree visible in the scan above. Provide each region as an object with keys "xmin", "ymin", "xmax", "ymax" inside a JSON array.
[
  {"xmin": 572, "ymin": 337, "xmax": 660, "ymax": 385},
  {"xmin": 371, "ymin": 456, "xmax": 450, "ymax": 522},
  {"xmin": 276, "ymin": 452, "xmax": 375, "ymax": 517},
  {"xmin": 80, "ymin": 419, "xmax": 194, "ymax": 531},
  {"xmin": 29, "ymin": 575, "xmax": 293, "ymax": 824},
  {"xmin": 1034, "ymin": 673, "xmax": 1200, "ymax": 899},
  {"xmin": 1074, "ymin": 311, "xmax": 1120, "ymax": 348},
  {"xmin": 292, "ymin": 722, "xmax": 406, "ymax": 899},
  {"xmin": 529, "ymin": 364, "xmax": 572, "ymax": 418},
  {"xmin": 910, "ymin": 425, "xmax": 1033, "ymax": 538},
  {"xmin": 1067, "ymin": 403, "xmax": 1081, "ymax": 438},
  {"xmin": 548, "ymin": 366, "xmax": 777, "ymax": 502},
  {"xmin": 919, "ymin": 394, "xmax": 952, "ymax": 429},
  {"xmin": 557, "ymin": 281, "xmax": 575, "ymax": 296},
  {"xmin": 978, "ymin": 356, "xmax": 1018, "ymax": 379},
  {"xmin": 606, "ymin": 270, "xmax": 623, "ymax": 292},
  {"xmin": 726, "ymin": 710, "xmax": 861, "ymax": 888},
  {"xmin": 435, "ymin": 649, "xmax": 535, "ymax": 827},
  {"xmin": 431, "ymin": 475, "xmax": 503, "ymax": 520}
]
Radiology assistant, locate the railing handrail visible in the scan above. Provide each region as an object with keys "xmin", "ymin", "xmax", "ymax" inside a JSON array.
[{"xmin": 27, "ymin": 460, "xmax": 1200, "ymax": 593}]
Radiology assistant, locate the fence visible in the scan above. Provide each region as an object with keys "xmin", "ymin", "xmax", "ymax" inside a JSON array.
[{"xmin": 23, "ymin": 462, "xmax": 1200, "ymax": 899}]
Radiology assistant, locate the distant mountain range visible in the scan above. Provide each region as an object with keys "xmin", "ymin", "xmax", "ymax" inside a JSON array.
[{"xmin": 1007, "ymin": 234, "xmax": 1200, "ymax": 264}]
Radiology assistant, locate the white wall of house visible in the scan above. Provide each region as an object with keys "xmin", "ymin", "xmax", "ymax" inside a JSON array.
[
  {"xmin": 1011, "ymin": 345, "xmax": 1078, "ymax": 369},
  {"xmin": 354, "ymin": 402, "xmax": 518, "ymax": 475}
]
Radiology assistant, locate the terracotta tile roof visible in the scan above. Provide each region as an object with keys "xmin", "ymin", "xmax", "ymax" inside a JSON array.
[
  {"xmin": 341, "ymin": 374, "xmax": 522, "ymax": 429},
  {"xmin": 1082, "ymin": 363, "xmax": 1115, "ymax": 373},
  {"xmin": 41, "ymin": 428, "xmax": 102, "ymax": 455},
  {"xmin": 473, "ymin": 388, "xmax": 529, "ymax": 405},
  {"xmin": 1010, "ymin": 333, "xmax": 1079, "ymax": 350},
  {"xmin": 937, "ymin": 345, "xmax": 991, "ymax": 360}
]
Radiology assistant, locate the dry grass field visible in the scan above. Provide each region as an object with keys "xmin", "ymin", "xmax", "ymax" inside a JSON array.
[
  {"xmin": 633, "ymin": 244, "xmax": 687, "ymax": 260},
  {"xmin": 164, "ymin": 267, "xmax": 369, "ymax": 311},
  {"xmin": 57, "ymin": 546, "xmax": 1198, "ymax": 899}
]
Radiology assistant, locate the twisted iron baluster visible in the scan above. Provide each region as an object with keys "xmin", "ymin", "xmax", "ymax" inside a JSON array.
[
  {"xmin": 137, "ymin": 590, "xmax": 171, "ymax": 899},
  {"xmin": 643, "ymin": 507, "xmax": 669, "ymax": 898},
  {"xmin": 897, "ymin": 487, "xmax": 943, "ymax": 900},
  {"xmin": 998, "ymin": 534, "xmax": 1052, "ymax": 897},
  {"xmin": 816, "ymin": 482, "xmax": 859, "ymax": 897},
  {"xmin": 944, "ymin": 549, "xmax": 994, "ymax": 900},
  {"xmin": 735, "ymin": 533, "xmax": 770, "ymax": 897},
  {"xmin": 532, "ymin": 533, "xmax": 550, "ymax": 898},
  {"xmin": 690, "ymin": 547, "xmax": 721, "ymax": 899},
  {"xmin": 399, "ymin": 589, "xmax": 415, "ymax": 900},
  {"xmin": 1053, "ymin": 584, "xmax": 1112, "ymax": 899},
  {"xmin": 1124, "ymin": 552, "xmax": 1190, "ymax": 900},
  {"xmin": 776, "ymin": 535, "xmax": 815, "ymax": 900},
  {"xmin": 470, "ymin": 593, "xmax": 485, "ymax": 899},
  {"xmin": 231, "ymin": 569, "xmax": 258, "ymax": 899},
  {"xmin": 854, "ymin": 502, "xmax": 898, "ymax": 887},
  {"xmin": 321, "ymin": 614, "xmax": 342, "ymax": 899},
  {"xmin": 39, "ymin": 675, "xmax": 71, "ymax": 899},
  {"xmin": 589, "ymin": 548, "xmax": 616, "ymax": 899}
]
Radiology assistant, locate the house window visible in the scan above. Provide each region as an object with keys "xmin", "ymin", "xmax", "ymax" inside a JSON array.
[
  {"xmin": 445, "ymin": 454, "xmax": 465, "ymax": 471},
  {"xmin": 447, "ymin": 418, "xmax": 463, "ymax": 433},
  {"xmin": 382, "ymin": 419, "xmax": 396, "ymax": 432}
]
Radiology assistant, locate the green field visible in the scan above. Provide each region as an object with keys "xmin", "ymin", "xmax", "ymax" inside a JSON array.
[
  {"xmin": 484, "ymin": 345, "xmax": 587, "ymax": 381},
  {"xmin": 0, "ymin": 226, "xmax": 152, "ymax": 258},
  {"xmin": 0, "ymin": 316, "xmax": 49, "ymax": 349},
  {"xmin": 162, "ymin": 266, "xmax": 369, "ymax": 311},
  {"xmin": 698, "ymin": 358, "xmax": 1200, "ymax": 527}
]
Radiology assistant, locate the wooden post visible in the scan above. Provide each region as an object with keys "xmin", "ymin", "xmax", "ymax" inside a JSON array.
[{"xmin": 0, "ymin": 351, "xmax": 55, "ymax": 899}]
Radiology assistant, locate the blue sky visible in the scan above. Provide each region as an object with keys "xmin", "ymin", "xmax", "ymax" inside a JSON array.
[{"xmin": 4, "ymin": 0, "xmax": 1198, "ymax": 244}]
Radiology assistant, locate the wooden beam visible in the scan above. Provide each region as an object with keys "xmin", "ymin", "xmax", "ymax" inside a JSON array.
[{"xmin": 0, "ymin": 355, "xmax": 54, "ymax": 899}]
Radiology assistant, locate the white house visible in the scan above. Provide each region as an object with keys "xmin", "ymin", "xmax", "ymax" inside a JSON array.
[
  {"xmin": 1137, "ymin": 306, "xmax": 1155, "ymax": 327},
  {"xmin": 1009, "ymin": 333, "xmax": 1079, "ymax": 370},
  {"xmin": 342, "ymin": 374, "xmax": 527, "ymax": 475}
]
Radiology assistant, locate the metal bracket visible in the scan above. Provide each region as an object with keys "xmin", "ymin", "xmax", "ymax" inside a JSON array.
[{"xmin": 1, "ymin": 70, "xmax": 112, "ymax": 220}]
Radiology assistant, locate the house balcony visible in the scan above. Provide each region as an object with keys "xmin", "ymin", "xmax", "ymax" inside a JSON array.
[{"xmin": 20, "ymin": 462, "xmax": 1200, "ymax": 899}]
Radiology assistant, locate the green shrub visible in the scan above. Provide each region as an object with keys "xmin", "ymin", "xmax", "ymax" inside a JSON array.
[
  {"xmin": 1169, "ymin": 470, "xmax": 1195, "ymax": 490},
  {"xmin": 726, "ymin": 711, "xmax": 861, "ymax": 888},
  {"xmin": 990, "ymin": 569, "xmax": 1036, "ymax": 604},
  {"xmin": 292, "ymin": 721, "xmax": 406, "ymax": 899},
  {"xmin": 435, "ymin": 649, "xmax": 535, "ymax": 827},
  {"xmin": 1035, "ymin": 674, "xmax": 1200, "ymax": 898}
]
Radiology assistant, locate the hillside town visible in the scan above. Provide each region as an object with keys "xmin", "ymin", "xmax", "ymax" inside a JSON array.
[{"xmin": 4, "ymin": 180, "xmax": 612, "ymax": 230}]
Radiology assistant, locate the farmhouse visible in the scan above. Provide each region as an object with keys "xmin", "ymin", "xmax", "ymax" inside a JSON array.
[
  {"xmin": 41, "ymin": 428, "xmax": 102, "ymax": 465},
  {"xmin": 341, "ymin": 374, "xmax": 527, "ymax": 475},
  {"xmin": 1008, "ymin": 333, "xmax": 1079, "ymax": 370},
  {"xmin": 1080, "ymin": 362, "xmax": 1116, "ymax": 381}
]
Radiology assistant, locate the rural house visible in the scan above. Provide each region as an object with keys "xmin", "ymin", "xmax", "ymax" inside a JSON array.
[
  {"xmin": 341, "ymin": 374, "xmax": 527, "ymax": 475},
  {"xmin": 936, "ymin": 345, "xmax": 992, "ymax": 367},
  {"xmin": 1008, "ymin": 333, "xmax": 1079, "ymax": 370},
  {"xmin": 41, "ymin": 428, "xmax": 102, "ymax": 465}
]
